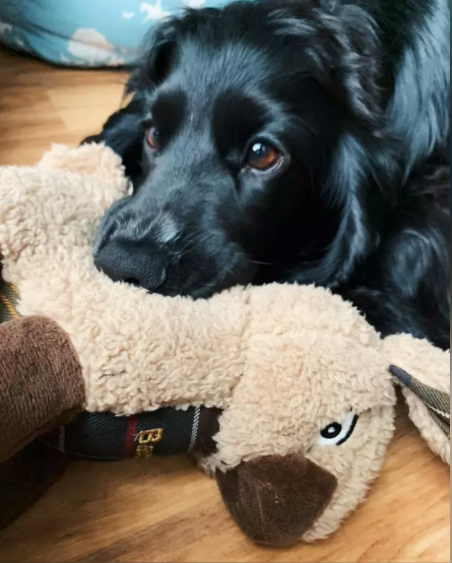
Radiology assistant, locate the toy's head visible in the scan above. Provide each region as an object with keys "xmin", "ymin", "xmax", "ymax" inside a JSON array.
[{"xmin": 208, "ymin": 285, "xmax": 450, "ymax": 545}]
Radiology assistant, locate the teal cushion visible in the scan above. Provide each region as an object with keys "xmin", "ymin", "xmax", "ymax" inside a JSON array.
[{"xmin": 0, "ymin": 0, "xmax": 232, "ymax": 67}]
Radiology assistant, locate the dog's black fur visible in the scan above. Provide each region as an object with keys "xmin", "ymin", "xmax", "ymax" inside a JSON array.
[{"xmin": 86, "ymin": 0, "xmax": 450, "ymax": 349}]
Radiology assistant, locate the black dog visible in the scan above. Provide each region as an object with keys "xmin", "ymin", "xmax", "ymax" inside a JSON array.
[{"xmin": 86, "ymin": 0, "xmax": 450, "ymax": 349}]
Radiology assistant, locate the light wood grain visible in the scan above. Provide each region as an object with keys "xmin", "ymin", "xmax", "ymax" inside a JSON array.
[
  {"xmin": 0, "ymin": 47, "xmax": 449, "ymax": 563},
  {"xmin": 0, "ymin": 48, "xmax": 127, "ymax": 166}
]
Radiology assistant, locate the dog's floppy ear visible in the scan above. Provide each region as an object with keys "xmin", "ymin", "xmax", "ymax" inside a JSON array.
[
  {"xmin": 319, "ymin": 1, "xmax": 383, "ymax": 129},
  {"xmin": 128, "ymin": 17, "xmax": 180, "ymax": 94},
  {"xmin": 265, "ymin": 0, "xmax": 389, "ymax": 290},
  {"xmin": 383, "ymin": 335, "xmax": 450, "ymax": 465},
  {"xmin": 271, "ymin": 0, "xmax": 383, "ymax": 128},
  {"xmin": 82, "ymin": 18, "xmax": 180, "ymax": 178}
]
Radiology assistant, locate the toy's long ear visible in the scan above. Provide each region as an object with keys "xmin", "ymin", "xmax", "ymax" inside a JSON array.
[{"xmin": 382, "ymin": 335, "xmax": 450, "ymax": 464}]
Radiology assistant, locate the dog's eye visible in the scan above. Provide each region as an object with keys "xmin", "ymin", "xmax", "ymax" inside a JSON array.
[
  {"xmin": 316, "ymin": 411, "xmax": 359, "ymax": 446},
  {"xmin": 246, "ymin": 141, "xmax": 282, "ymax": 171},
  {"xmin": 146, "ymin": 127, "xmax": 161, "ymax": 150}
]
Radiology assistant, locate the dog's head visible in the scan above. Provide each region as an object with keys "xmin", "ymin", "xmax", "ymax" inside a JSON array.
[{"xmin": 94, "ymin": 0, "xmax": 384, "ymax": 298}]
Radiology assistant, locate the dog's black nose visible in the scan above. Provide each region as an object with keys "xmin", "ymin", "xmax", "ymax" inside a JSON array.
[{"xmin": 95, "ymin": 241, "xmax": 168, "ymax": 292}]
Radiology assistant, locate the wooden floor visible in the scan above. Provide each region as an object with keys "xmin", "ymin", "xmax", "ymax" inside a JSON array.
[{"xmin": 0, "ymin": 48, "xmax": 450, "ymax": 563}]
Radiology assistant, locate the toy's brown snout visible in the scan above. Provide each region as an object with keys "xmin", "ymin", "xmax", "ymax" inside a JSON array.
[{"xmin": 216, "ymin": 453, "xmax": 337, "ymax": 547}]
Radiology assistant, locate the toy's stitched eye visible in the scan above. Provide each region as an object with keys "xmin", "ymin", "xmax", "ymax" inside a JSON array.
[
  {"xmin": 317, "ymin": 411, "xmax": 359, "ymax": 446},
  {"xmin": 245, "ymin": 141, "xmax": 283, "ymax": 171},
  {"xmin": 146, "ymin": 126, "xmax": 161, "ymax": 150}
]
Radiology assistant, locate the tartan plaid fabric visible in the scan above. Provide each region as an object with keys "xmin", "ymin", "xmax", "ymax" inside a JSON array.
[
  {"xmin": 390, "ymin": 365, "xmax": 450, "ymax": 438},
  {"xmin": 0, "ymin": 278, "xmax": 20, "ymax": 324},
  {"xmin": 42, "ymin": 407, "xmax": 221, "ymax": 460}
]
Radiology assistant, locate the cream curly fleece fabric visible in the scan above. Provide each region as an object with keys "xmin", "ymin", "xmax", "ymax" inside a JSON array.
[{"xmin": 0, "ymin": 144, "xmax": 448, "ymax": 544}]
